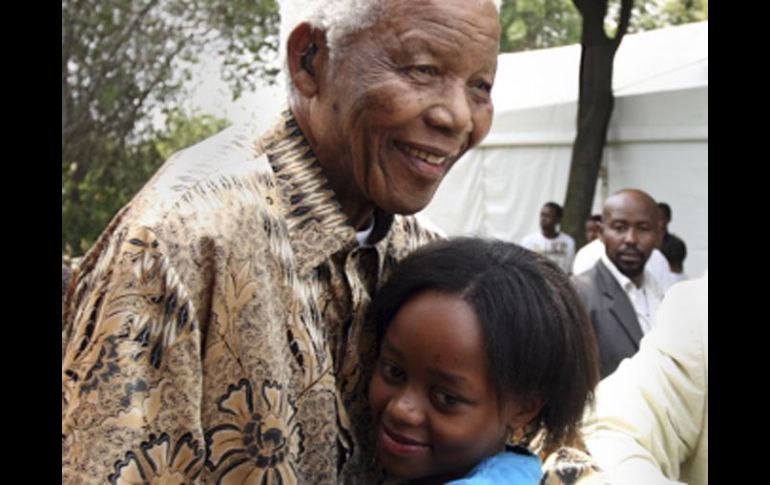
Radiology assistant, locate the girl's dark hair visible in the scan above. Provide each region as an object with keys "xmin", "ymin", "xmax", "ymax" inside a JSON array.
[{"xmin": 368, "ymin": 237, "xmax": 599, "ymax": 454}]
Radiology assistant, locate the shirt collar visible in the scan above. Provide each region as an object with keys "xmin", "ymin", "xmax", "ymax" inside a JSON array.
[
  {"xmin": 599, "ymin": 252, "xmax": 664, "ymax": 298},
  {"xmin": 356, "ymin": 218, "xmax": 375, "ymax": 247},
  {"xmin": 262, "ymin": 108, "xmax": 395, "ymax": 274}
]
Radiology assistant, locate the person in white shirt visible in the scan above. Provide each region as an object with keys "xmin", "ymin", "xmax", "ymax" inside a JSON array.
[
  {"xmin": 660, "ymin": 233, "xmax": 688, "ymax": 284},
  {"xmin": 583, "ymin": 275, "xmax": 708, "ymax": 485},
  {"xmin": 657, "ymin": 203, "xmax": 689, "ymax": 284},
  {"xmin": 521, "ymin": 201, "xmax": 575, "ymax": 274},
  {"xmin": 571, "ymin": 189, "xmax": 664, "ymax": 378}
]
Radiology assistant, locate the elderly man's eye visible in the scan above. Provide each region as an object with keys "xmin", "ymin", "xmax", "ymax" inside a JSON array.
[
  {"xmin": 416, "ymin": 65, "xmax": 437, "ymax": 75},
  {"xmin": 471, "ymin": 80, "xmax": 493, "ymax": 94},
  {"xmin": 405, "ymin": 65, "xmax": 439, "ymax": 78}
]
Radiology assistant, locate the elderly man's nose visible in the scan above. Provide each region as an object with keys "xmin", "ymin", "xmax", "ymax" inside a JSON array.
[{"xmin": 425, "ymin": 86, "xmax": 472, "ymax": 136}]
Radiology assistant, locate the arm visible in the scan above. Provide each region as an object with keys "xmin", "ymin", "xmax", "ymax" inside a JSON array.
[{"xmin": 583, "ymin": 277, "xmax": 708, "ymax": 484}]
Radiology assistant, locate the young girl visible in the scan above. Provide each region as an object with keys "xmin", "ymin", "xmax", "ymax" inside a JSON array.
[{"xmin": 367, "ymin": 237, "xmax": 600, "ymax": 484}]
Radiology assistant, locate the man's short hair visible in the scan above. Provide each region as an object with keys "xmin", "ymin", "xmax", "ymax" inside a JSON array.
[
  {"xmin": 660, "ymin": 234, "xmax": 687, "ymax": 267},
  {"xmin": 544, "ymin": 201, "xmax": 563, "ymax": 220},
  {"xmin": 657, "ymin": 202, "xmax": 672, "ymax": 222}
]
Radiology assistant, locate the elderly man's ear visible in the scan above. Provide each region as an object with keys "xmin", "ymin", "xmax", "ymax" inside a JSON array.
[{"xmin": 288, "ymin": 23, "xmax": 327, "ymax": 97}]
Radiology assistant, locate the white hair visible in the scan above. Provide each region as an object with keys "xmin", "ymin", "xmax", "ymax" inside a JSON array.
[{"xmin": 278, "ymin": 0, "xmax": 501, "ymax": 65}]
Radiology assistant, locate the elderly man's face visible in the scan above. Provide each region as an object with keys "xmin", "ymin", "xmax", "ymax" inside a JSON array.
[{"xmin": 310, "ymin": 0, "xmax": 500, "ymax": 219}]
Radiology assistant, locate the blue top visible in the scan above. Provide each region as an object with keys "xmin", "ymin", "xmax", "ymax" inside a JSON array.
[{"xmin": 445, "ymin": 446, "xmax": 542, "ymax": 484}]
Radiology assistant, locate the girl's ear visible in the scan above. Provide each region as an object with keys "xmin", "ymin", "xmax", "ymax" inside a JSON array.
[{"xmin": 506, "ymin": 395, "xmax": 544, "ymax": 431}]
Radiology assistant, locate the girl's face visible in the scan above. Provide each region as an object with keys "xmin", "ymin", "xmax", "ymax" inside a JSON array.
[{"xmin": 368, "ymin": 290, "xmax": 523, "ymax": 483}]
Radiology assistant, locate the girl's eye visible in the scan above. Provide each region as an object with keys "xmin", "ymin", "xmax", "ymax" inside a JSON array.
[
  {"xmin": 433, "ymin": 391, "xmax": 462, "ymax": 409},
  {"xmin": 381, "ymin": 362, "xmax": 405, "ymax": 382}
]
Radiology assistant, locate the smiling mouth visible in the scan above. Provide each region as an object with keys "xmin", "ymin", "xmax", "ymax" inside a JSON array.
[
  {"xmin": 394, "ymin": 141, "xmax": 452, "ymax": 166},
  {"xmin": 386, "ymin": 428, "xmax": 428, "ymax": 446},
  {"xmin": 379, "ymin": 425, "xmax": 431, "ymax": 456}
]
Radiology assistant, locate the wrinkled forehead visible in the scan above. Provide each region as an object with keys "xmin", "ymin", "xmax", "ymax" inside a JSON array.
[
  {"xmin": 338, "ymin": 0, "xmax": 501, "ymax": 70},
  {"xmin": 375, "ymin": 0, "xmax": 500, "ymax": 43},
  {"xmin": 279, "ymin": 0, "xmax": 499, "ymax": 49},
  {"xmin": 279, "ymin": 0, "xmax": 500, "ymax": 84}
]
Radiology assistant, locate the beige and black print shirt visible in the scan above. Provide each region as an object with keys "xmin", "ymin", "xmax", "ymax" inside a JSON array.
[
  {"xmin": 62, "ymin": 109, "xmax": 610, "ymax": 484},
  {"xmin": 61, "ymin": 109, "xmax": 437, "ymax": 483}
]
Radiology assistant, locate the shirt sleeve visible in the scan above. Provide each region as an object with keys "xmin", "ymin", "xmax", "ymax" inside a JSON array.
[
  {"xmin": 62, "ymin": 224, "xmax": 207, "ymax": 483},
  {"xmin": 583, "ymin": 277, "xmax": 708, "ymax": 484},
  {"xmin": 540, "ymin": 446, "xmax": 614, "ymax": 485}
]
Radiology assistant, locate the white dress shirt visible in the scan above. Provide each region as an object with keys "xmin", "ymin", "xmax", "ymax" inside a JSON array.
[
  {"xmin": 600, "ymin": 253, "xmax": 663, "ymax": 334},
  {"xmin": 573, "ymin": 239, "xmax": 677, "ymax": 294}
]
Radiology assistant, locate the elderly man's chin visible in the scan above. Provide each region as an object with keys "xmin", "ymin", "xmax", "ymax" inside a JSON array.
[
  {"xmin": 375, "ymin": 187, "xmax": 440, "ymax": 216},
  {"xmin": 370, "ymin": 154, "xmax": 451, "ymax": 215}
]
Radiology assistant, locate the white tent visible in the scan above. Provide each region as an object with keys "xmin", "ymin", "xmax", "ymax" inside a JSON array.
[{"xmin": 419, "ymin": 21, "xmax": 708, "ymax": 277}]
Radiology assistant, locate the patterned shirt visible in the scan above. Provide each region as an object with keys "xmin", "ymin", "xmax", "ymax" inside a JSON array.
[
  {"xmin": 62, "ymin": 109, "xmax": 611, "ymax": 484},
  {"xmin": 62, "ymin": 109, "xmax": 439, "ymax": 484}
]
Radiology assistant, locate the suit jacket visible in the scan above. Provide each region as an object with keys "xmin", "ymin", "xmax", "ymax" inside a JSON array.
[{"xmin": 572, "ymin": 260, "xmax": 643, "ymax": 378}]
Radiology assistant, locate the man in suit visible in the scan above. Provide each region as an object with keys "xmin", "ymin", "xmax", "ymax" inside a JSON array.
[{"xmin": 572, "ymin": 189, "xmax": 664, "ymax": 378}]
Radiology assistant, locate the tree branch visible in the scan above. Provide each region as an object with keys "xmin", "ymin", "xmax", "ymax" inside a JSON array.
[
  {"xmin": 574, "ymin": 0, "xmax": 610, "ymax": 45},
  {"xmin": 613, "ymin": 0, "xmax": 635, "ymax": 46},
  {"xmin": 79, "ymin": 0, "xmax": 163, "ymax": 123},
  {"xmin": 99, "ymin": 37, "xmax": 191, "ymax": 141}
]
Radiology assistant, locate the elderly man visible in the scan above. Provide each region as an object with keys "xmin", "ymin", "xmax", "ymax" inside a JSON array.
[
  {"xmin": 572, "ymin": 189, "xmax": 665, "ymax": 378},
  {"xmin": 62, "ymin": 1, "xmax": 607, "ymax": 482}
]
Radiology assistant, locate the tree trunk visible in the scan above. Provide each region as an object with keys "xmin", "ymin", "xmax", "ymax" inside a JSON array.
[
  {"xmin": 562, "ymin": 41, "xmax": 616, "ymax": 249},
  {"xmin": 563, "ymin": 0, "xmax": 633, "ymax": 249}
]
